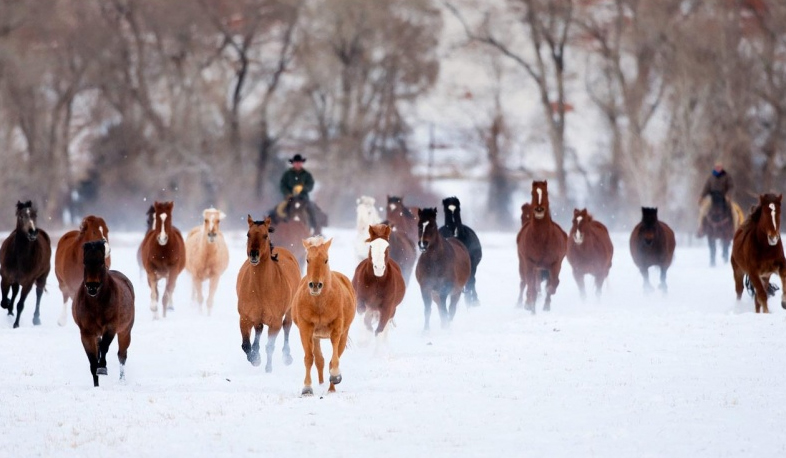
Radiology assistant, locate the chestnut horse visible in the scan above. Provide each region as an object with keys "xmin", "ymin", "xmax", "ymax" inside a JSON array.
[
  {"xmin": 72, "ymin": 241, "xmax": 134, "ymax": 387},
  {"xmin": 138, "ymin": 201, "xmax": 186, "ymax": 319},
  {"xmin": 54, "ymin": 215, "xmax": 111, "ymax": 326},
  {"xmin": 566, "ymin": 208, "xmax": 614, "ymax": 299},
  {"xmin": 730, "ymin": 193, "xmax": 786, "ymax": 313},
  {"xmin": 701, "ymin": 190, "xmax": 745, "ymax": 267},
  {"xmin": 629, "ymin": 207, "xmax": 676, "ymax": 293},
  {"xmin": 0, "ymin": 201, "xmax": 51, "ymax": 328},
  {"xmin": 185, "ymin": 208, "xmax": 229, "ymax": 315},
  {"xmin": 516, "ymin": 181, "xmax": 567, "ymax": 312},
  {"xmin": 354, "ymin": 196, "xmax": 382, "ymax": 261},
  {"xmin": 291, "ymin": 236, "xmax": 356, "ymax": 396},
  {"xmin": 236, "ymin": 216, "xmax": 301, "ymax": 370},
  {"xmin": 439, "ymin": 197, "xmax": 482, "ymax": 305},
  {"xmin": 415, "ymin": 208, "xmax": 471, "ymax": 330},
  {"xmin": 386, "ymin": 196, "xmax": 419, "ymax": 246},
  {"xmin": 352, "ymin": 224, "xmax": 406, "ymax": 339}
]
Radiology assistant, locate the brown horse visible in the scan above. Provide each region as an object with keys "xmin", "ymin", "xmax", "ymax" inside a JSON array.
[
  {"xmin": 700, "ymin": 190, "xmax": 745, "ymax": 267},
  {"xmin": 138, "ymin": 201, "xmax": 186, "ymax": 319},
  {"xmin": 730, "ymin": 193, "xmax": 786, "ymax": 313},
  {"xmin": 270, "ymin": 216, "xmax": 310, "ymax": 271},
  {"xmin": 387, "ymin": 223, "xmax": 417, "ymax": 287},
  {"xmin": 386, "ymin": 196, "xmax": 419, "ymax": 246},
  {"xmin": 185, "ymin": 208, "xmax": 229, "ymax": 315},
  {"xmin": 415, "ymin": 208, "xmax": 471, "ymax": 330},
  {"xmin": 236, "ymin": 216, "xmax": 301, "ymax": 371},
  {"xmin": 629, "ymin": 207, "xmax": 676, "ymax": 293},
  {"xmin": 291, "ymin": 236, "xmax": 356, "ymax": 396},
  {"xmin": 516, "ymin": 181, "xmax": 567, "ymax": 312},
  {"xmin": 566, "ymin": 208, "xmax": 614, "ymax": 299},
  {"xmin": 0, "ymin": 201, "xmax": 51, "ymax": 328},
  {"xmin": 352, "ymin": 224, "xmax": 406, "ymax": 339},
  {"xmin": 54, "ymin": 215, "xmax": 111, "ymax": 326},
  {"xmin": 72, "ymin": 241, "xmax": 135, "ymax": 387}
]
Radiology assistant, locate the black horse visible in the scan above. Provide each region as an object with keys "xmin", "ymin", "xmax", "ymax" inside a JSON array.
[
  {"xmin": 0, "ymin": 201, "xmax": 52, "ymax": 328},
  {"xmin": 438, "ymin": 197, "xmax": 482, "ymax": 305}
]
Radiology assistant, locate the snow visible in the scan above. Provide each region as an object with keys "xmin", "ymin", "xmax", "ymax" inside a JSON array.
[{"xmin": 2, "ymin": 227, "xmax": 786, "ymax": 457}]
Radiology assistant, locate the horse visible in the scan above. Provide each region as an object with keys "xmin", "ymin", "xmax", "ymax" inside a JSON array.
[
  {"xmin": 270, "ymin": 206, "xmax": 310, "ymax": 271},
  {"xmin": 352, "ymin": 224, "xmax": 406, "ymax": 341},
  {"xmin": 236, "ymin": 216, "xmax": 301, "ymax": 370},
  {"xmin": 415, "ymin": 207, "xmax": 471, "ymax": 330},
  {"xmin": 54, "ymin": 215, "xmax": 111, "ymax": 326},
  {"xmin": 72, "ymin": 241, "xmax": 135, "ymax": 387},
  {"xmin": 138, "ymin": 201, "xmax": 186, "ymax": 319},
  {"xmin": 280, "ymin": 194, "xmax": 328, "ymax": 236},
  {"xmin": 0, "ymin": 201, "xmax": 51, "ymax": 328},
  {"xmin": 515, "ymin": 181, "xmax": 568, "ymax": 312},
  {"xmin": 566, "ymin": 208, "xmax": 614, "ymax": 299},
  {"xmin": 354, "ymin": 196, "xmax": 382, "ymax": 261},
  {"xmin": 701, "ymin": 190, "xmax": 745, "ymax": 267},
  {"xmin": 439, "ymin": 197, "xmax": 482, "ymax": 305},
  {"xmin": 730, "ymin": 193, "xmax": 786, "ymax": 313},
  {"xmin": 185, "ymin": 208, "xmax": 229, "ymax": 315},
  {"xmin": 385, "ymin": 220, "xmax": 417, "ymax": 287},
  {"xmin": 629, "ymin": 207, "xmax": 676, "ymax": 293},
  {"xmin": 291, "ymin": 236, "xmax": 356, "ymax": 395},
  {"xmin": 386, "ymin": 195, "xmax": 419, "ymax": 246}
]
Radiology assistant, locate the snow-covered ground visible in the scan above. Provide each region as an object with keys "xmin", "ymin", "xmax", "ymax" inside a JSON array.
[{"xmin": 2, "ymin": 226, "xmax": 786, "ymax": 457}]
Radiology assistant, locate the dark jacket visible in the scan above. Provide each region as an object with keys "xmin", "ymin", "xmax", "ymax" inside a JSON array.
[
  {"xmin": 700, "ymin": 170, "xmax": 733, "ymax": 199},
  {"xmin": 280, "ymin": 168, "xmax": 314, "ymax": 199}
]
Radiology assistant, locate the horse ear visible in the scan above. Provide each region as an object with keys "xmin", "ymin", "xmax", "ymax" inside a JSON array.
[
  {"xmin": 573, "ymin": 208, "xmax": 580, "ymax": 216},
  {"xmin": 79, "ymin": 218, "xmax": 87, "ymax": 233},
  {"xmin": 219, "ymin": 211, "xmax": 227, "ymax": 220},
  {"xmin": 382, "ymin": 224, "xmax": 391, "ymax": 238},
  {"xmin": 247, "ymin": 215, "xmax": 254, "ymax": 227},
  {"xmin": 778, "ymin": 194, "xmax": 783, "ymax": 203},
  {"xmin": 325, "ymin": 238, "xmax": 333, "ymax": 250},
  {"xmin": 264, "ymin": 216, "xmax": 272, "ymax": 226}
]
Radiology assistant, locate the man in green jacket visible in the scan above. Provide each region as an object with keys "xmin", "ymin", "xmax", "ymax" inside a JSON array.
[{"xmin": 279, "ymin": 154, "xmax": 314, "ymax": 200}]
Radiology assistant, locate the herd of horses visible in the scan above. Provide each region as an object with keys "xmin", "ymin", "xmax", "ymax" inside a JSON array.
[{"xmin": 1, "ymin": 182, "xmax": 784, "ymax": 391}]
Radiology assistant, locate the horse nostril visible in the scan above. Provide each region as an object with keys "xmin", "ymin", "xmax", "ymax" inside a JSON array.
[
  {"xmin": 317, "ymin": 282, "xmax": 323, "ymax": 289},
  {"xmin": 308, "ymin": 282, "xmax": 314, "ymax": 289}
]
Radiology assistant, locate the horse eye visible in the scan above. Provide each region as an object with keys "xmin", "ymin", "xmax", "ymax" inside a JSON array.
[{"xmin": 325, "ymin": 259, "xmax": 328, "ymax": 264}]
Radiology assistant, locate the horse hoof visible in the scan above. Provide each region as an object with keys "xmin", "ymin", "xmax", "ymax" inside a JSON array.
[
  {"xmin": 32, "ymin": 317, "xmax": 41, "ymax": 326},
  {"xmin": 13, "ymin": 322, "xmax": 19, "ymax": 329},
  {"xmin": 248, "ymin": 352, "xmax": 261, "ymax": 367},
  {"xmin": 543, "ymin": 304, "xmax": 551, "ymax": 312},
  {"xmin": 265, "ymin": 364, "xmax": 272, "ymax": 373},
  {"xmin": 782, "ymin": 301, "xmax": 786, "ymax": 310},
  {"xmin": 96, "ymin": 367, "xmax": 108, "ymax": 376},
  {"xmin": 329, "ymin": 374, "xmax": 342, "ymax": 385},
  {"xmin": 283, "ymin": 354, "xmax": 293, "ymax": 366},
  {"xmin": 301, "ymin": 386, "xmax": 314, "ymax": 396}
]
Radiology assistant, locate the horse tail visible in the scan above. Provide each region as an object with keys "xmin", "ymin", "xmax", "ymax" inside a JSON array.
[{"xmin": 731, "ymin": 202, "xmax": 745, "ymax": 230}]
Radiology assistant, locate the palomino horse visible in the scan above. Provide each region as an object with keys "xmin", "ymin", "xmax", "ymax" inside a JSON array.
[
  {"xmin": 138, "ymin": 201, "xmax": 186, "ymax": 319},
  {"xmin": 415, "ymin": 208, "xmax": 471, "ymax": 330},
  {"xmin": 730, "ymin": 193, "xmax": 786, "ymax": 313},
  {"xmin": 54, "ymin": 215, "xmax": 111, "ymax": 326},
  {"xmin": 0, "ymin": 201, "xmax": 51, "ymax": 328},
  {"xmin": 236, "ymin": 216, "xmax": 301, "ymax": 371},
  {"xmin": 386, "ymin": 196, "xmax": 419, "ymax": 246},
  {"xmin": 701, "ymin": 190, "xmax": 745, "ymax": 267},
  {"xmin": 629, "ymin": 207, "xmax": 676, "ymax": 293},
  {"xmin": 439, "ymin": 197, "xmax": 482, "ymax": 305},
  {"xmin": 516, "ymin": 181, "xmax": 567, "ymax": 312},
  {"xmin": 566, "ymin": 208, "xmax": 613, "ymax": 299},
  {"xmin": 72, "ymin": 241, "xmax": 135, "ymax": 387},
  {"xmin": 185, "ymin": 208, "xmax": 229, "ymax": 315},
  {"xmin": 291, "ymin": 236, "xmax": 356, "ymax": 395},
  {"xmin": 352, "ymin": 224, "xmax": 406, "ymax": 339},
  {"xmin": 354, "ymin": 196, "xmax": 382, "ymax": 261}
]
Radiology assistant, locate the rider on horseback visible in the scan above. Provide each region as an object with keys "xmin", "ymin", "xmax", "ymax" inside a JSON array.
[
  {"xmin": 273, "ymin": 154, "xmax": 323, "ymax": 234},
  {"xmin": 697, "ymin": 161, "xmax": 734, "ymax": 238}
]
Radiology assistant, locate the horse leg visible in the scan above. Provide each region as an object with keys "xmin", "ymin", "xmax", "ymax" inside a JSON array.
[
  {"xmin": 206, "ymin": 275, "xmax": 220, "ymax": 316},
  {"xmin": 722, "ymin": 240, "xmax": 730, "ymax": 264},
  {"xmin": 327, "ymin": 326, "xmax": 348, "ymax": 392},
  {"xmin": 80, "ymin": 332, "xmax": 100, "ymax": 387},
  {"xmin": 375, "ymin": 305, "xmax": 393, "ymax": 336},
  {"xmin": 32, "ymin": 276, "xmax": 45, "ymax": 326},
  {"xmin": 658, "ymin": 266, "xmax": 668, "ymax": 293},
  {"xmin": 313, "ymin": 336, "xmax": 326, "ymax": 385},
  {"xmin": 117, "ymin": 330, "xmax": 131, "ymax": 382},
  {"xmin": 748, "ymin": 274, "xmax": 768, "ymax": 313},
  {"xmin": 264, "ymin": 322, "xmax": 282, "ymax": 373},
  {"xmin": 162, "ymin": 272, "xmax": 179, "ymax": 316},
  {"xmin": 437, "ymin": 291, "xmax": 450, "ymax": 329},
  {"xmin": 421, "ymin": 288, "xmax": 433, "ymax": 331},
  {"xmin": 594, "ymin": 271, "xmax": 607, "ymax": 298},
  {"xmin": 282, "ymin": 310, "xmax": 294, "ymax": 366},
  {"xmin": 731, "ymin": 258, "xmax": 744, "ymax": 300},
  {"xmin": 239, "ymin": 316, "xmax": 260, "ymax": 366},
  {"xmin": 466, "ymin": 262, "xmax": 479, "ymax": 306},
  {"xmin": 779, "ymin": 266, "xmax": 786, "ymax": 310},
  {"xmin": 57, "ymin": 287, "xmax": 70, "ymax": 326},
  {"xmin": 707, "ymin": 237, "xmax": 716, "ymax": 267},
  {"xmin": 640, "ymin": 267, "xmax": 653, "ymax": 293},
  {"xmin": 0, "ymin": 278, "xmax": 11, "ymax": 315},
  {"xmin": 147, "ymin": 272, "xmax": 160, "ymax": 320},
  {"xmin": 251, "ymin": 323, "xmax": 263, "ymax": 366},
  {"xmin": 573, "ymin": 269, "xmax": 587, "ymax": 301},
  {"xmin": 12, "ymin": 284, "xmax": 33, "ymax": 329},
  {"xmin": 97, "ymin": 331, "xmax": 116, "ymax": 376},
  {"xmin": 524, "ymin": 269, "xmax": 538, "ymax": 313},
  {"xmin": 298, "ymin": 324, "xmax": 315, "ymax": 395}
]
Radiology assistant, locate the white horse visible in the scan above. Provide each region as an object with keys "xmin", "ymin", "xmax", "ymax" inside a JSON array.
[{"xmin": 355, "ymin": 196, "xmax": 382, "ymax": 261}]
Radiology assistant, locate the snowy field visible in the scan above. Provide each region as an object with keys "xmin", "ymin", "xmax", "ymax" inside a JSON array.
[{"xmin": 2, "ymin": 226, "xmax": 786, "ymax": 458}]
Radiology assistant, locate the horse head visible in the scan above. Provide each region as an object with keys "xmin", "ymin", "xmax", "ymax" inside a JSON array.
[
  {"xmin": 82, "ymin": 240, "xmax": 108, "ymax": 297},
  {"xmin": 15, "ymin": 200, "xmax": 39, "ymax": 241},
  {"xmin": 303, "ymin": 236, "xmax": 332, "ymax": 296},
  {"xmin": 150, "ymin": 201, "xmax": 175, "ymax": 246},
  {"xmin": 570, "ymin": 208, "xmax": 592, "ymax": 245},
  {"xmin": 80, "ymin": 215, "xmax": 111, "ymax": 258},
  {"xmin": 366, "ymin": 223, "xmax": 392, "ymax": 277},
  {"xmin": 531, "ymin": 181, "xmax": 550, "ymax": 220},
  {"xmin": 756, "ymin": 193, "xmax": 782, "ymax": 246},
  {"xmin": 246, "ymin": 215, "xmax": 274, "ymax": 266},
  {"xmin": 202, "ymin": 208, "xmax": 226, "ymax": 243},
  {"xmin": 417, "ymin": 207, "xmax": 438, "ymax": 252},
  {"xmin": 639, "ymin": 207, "xmax": 660, "ymax": 246},
  {"xmin": 442, "ymin": 196, "xmax": 463, "ymax": 232}
]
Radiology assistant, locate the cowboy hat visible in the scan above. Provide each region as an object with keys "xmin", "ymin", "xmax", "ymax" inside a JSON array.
[{"xmin": 288, "ymin": 154, "xmax": 307, "ymax": 163}]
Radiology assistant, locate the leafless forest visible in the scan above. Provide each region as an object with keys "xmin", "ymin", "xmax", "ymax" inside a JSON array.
[{"xmin": 0, "ymin": 0, "xmax": 783, "ymax": 231}]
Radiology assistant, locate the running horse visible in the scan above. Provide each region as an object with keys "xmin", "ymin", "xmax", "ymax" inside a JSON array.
[
  {"xmin": 72, "ymin": 241, "xmax": 135, "ymax": 387},
  {"xmin": 629, "ymin": 207, "xmax": 676, "ymax": 293},
  {"xmin": 439, "ymin": 197, "xmax": 482, "ymax": 305},
  {"xmin": 0, "ymin": 201, "xmax": 51, "ymax": 328},
  {"xmin": 566, "ymin": 208, "xmax": 614, "ymax": 299},
  {"xmin": 386, "ymin": 196, "xmax": 419, "ymax": 246},
  {"xmin": 291, "ymin": 236, "xmax": 356, "ymax": 396},
  {"xmin": 415, "ymin": 208, "xmax": 471, "ymax": 330},
  {"xmin": 185, "ymin": 208, "xmax": 229, "ymax": 315},
  {"xmin": 516, "ymin": 181, "xmax": 567, "ymax": 312},
  {"xmin": 730, "ymin": 193, "xmax": 786, "ymax": 313},
  {"xmin": 138, "ymin": 201, "xmax": 186, "ymax": 319},
  {"xmin": 701, "ymin": 190, "xmax": 745, "ymax": 267},
  {"xmin": 54, "ymin": 215, "xmax": 111, "ymax": 326},
  {"xmin": 281, "ymin": 194, "xmax": 328, "ymax": 236}
]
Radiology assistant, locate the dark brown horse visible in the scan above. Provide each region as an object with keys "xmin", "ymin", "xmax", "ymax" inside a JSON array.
[
  {"xmin": 236, "ymin": 216, "xmax": 301, "ymax": 371},
  {"xmin": 72, "ymin": 241, "xmax": 135, "ymax": 387},
  {"xmin": 138, "ymin": 201, "xmax": 186, "ymax": 319},
  {"xmin": 383, "ymin": 219, "xmax": 417, "ymax": 287},
  {"xmin": 730, "ymin": 193, "xmax": 786, "ymax": 313},
  {"xmin": 516, "ymin": 181, "xmax": 567, "ymax": 312},
  {"xmin": 283, "ymin": 194, "xmax": 328, "ymax": 236},
  {"xmin": 629, "ymin": 207, "xmax": 676, "ymax": 293},
  {"xmin": 55, "ymin": 215, "xmax": 111, "ymax": 326},
  {"xmin": 439, "ymin": 197, "xmax": 482, "ymax": 305},
  {"xmin": 0, "ymin": 201, "xmax": 51, "ymax": 328},
  {"xmin": 270, "ymin": 211, "xmax": 310, "ymax": 271},
  {"xmin": 701, "ymin": 190, "xmax": 745, "ymax": 267},
  {"xmin": 415, "ymin": 208, "xmax": 471, "ymax": 330},
  {"xmin": 386, "ymin": 196, "xmax": 419, "ymax": 246},
  {"xmin": 566, "ymin": 208, "xmax": 613, "ymax": 299},
  {"xmin": 352, "ymin": 224, "xmax": 406, "ymax": 339}
]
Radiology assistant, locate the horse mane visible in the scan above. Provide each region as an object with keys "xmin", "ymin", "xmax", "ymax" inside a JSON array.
[
  {"xmin": 741, "ymin": 194, "xmax": 779, "ymax": 230},
  {"xmin": 16, "ymin": 200, "xmax": 34, "ymax": 212},
  {"xmin": 304, "ymin": 235, "xmax": 328, "ymax": 248},
  {"xmin": 641, "ymin": 207, "xmax": 659, "ymax": 226}
]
